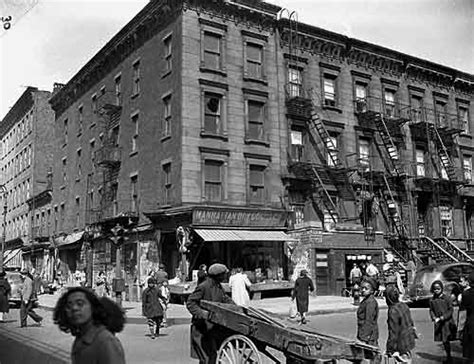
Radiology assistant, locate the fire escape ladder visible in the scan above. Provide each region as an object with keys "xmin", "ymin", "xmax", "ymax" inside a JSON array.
[
  {"xmin": 435, "ymin": 237, "xmax": 474, "ymax": 263},
  {"xmin": 382, "ymin": 174, "xmax": 407, "ymax": 238},
  {"xmin": 419, "ymin": 236, "xmax": 458, "ymax": 263},
  {"xmin": 374, "ymin": 113, "xmax": 403, "ymax": 176},
  {"xmin": 308, "ymin": 109, "xmax": 341, "ymax": 169},
  {"xmin": 430, "ymin": 124, "xmax": 457, "ymax": 181},
  {"xmin": 310, "ymin": 165, "xmax": 338, "ymax": 225}
]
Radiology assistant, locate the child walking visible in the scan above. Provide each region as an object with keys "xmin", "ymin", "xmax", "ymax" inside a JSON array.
[
  {"xmin": 429, "ymin": 280, "xmax": 456, "ymax": 364},
  {"xmin": 356, "ymin": 277, "xmax": 379, "ymax": 346},
  {"xmin": 142, "ymin": 278, "xmax": 164, "ymax": 339},
  {"xmin": 158, "ymin": 280, "xmax": 170, "ymax": 327}
]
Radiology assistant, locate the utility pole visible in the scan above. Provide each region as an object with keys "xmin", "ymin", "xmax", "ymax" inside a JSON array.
[
  {"xmin": 110, "ymin": 223, "xmax": 125, "ymax": 307},
  {"xmin": 0, "ymin": 185, "xmax": 7, "ymax": 273}
]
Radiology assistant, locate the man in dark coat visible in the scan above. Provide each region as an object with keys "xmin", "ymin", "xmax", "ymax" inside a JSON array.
[
  {"xmin": 291, "ymin": 270, "xmax": 315, "ymax": 324},
  {"xmin": 0, "ymin": 271, "xmax": 11, "ymax": 322},
  {"xmin": 186, "ymin": 263, "xmax": 234, "ymax": 364},
  {"xmin": 461, "ymin": 271, "xmax": 474, "ymax": 361}
]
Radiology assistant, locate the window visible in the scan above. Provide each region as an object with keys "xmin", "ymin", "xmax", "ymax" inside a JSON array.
[
  {"xmin": 62, "ymin": 158, "xmax": 67, "ymax": 185},
  {"xmin": 411, "ymin": 95, "xmax": 423, "ymax": 122},
  {"xmin": 164, "ymin": 34, "xmax": 172, "ymax": 72},
  {"xmin": 78, "ymin": 105, "xmax": 83, "ymax": 134},
  {"xmin": 163, "ymin": 163, "xmax": 171, "ymax": 205},
  {"xmin": 203, "ymin": 32, "xmax": 222, "ymax": 70},
  {"xmin": 130, "ymin": 175, "xmax": 138, "ymax": 213},
  {"xmin": 132, "ymin": 61, "xmax": 140, "ymax": 96},
  {"xmin": 245, "ymin": 43, "xmax": 263, "ymax": 79},
  {"xmin": 91, "ymin": 94, "xmax": 97, "ymax": 114},
  {"xmin": 290, "ymin": 130, "xmax": 303, "ymax": 162},
  {"xmin": 75, "ymin": 197, "xmax": 80, "ymax": 227},
  {"xmin": 76, "ymin": 149, "xmax": 82, "ymax": 180},
  {"xmin": 88, "ymin": 190, "xmax": 94, "ymax": 215},
  {"xmin": 355, "ymin": 82, "xmax": 367, "ymax": 112},
  {"xmin": 463, "ymin": 155, "xmax": 472, "ymax": 183},
  {"xmin": 249, "ymin": 165, "xmax": 265, "ymax": 204},
  {"xmin": 459, "ymin": 106, "xmax": 470, "ymax": 133},
  {"xmin": 63, "ymin": 119, "xmax": 68, "ymax": 145},
  {"xmin": 89, "ymin": 139, "xmax": 95, "ymax": 164},
  {"xmin": 435, "ymin": 100, "xmax": 447, "ymax": 127},
  {"xmin": 384, "ymin": 90, "xmax": 396, "ymax": 118},
  {"xmin": 115, "ymin": 75, "xmax": 122, "ymax": 106},
  {"xmin": 359, "ymin": 138, "xmax": 370, "ymax": 171},
  {"xmin": 60, "ymin": 203, "xmax": 65, "ymax": 231},
  {"xmin": 287, "ymin": 67, "xmax": 302, "ymax": 97},
  {"xmin": 204, "ymin": 93, "xmax": 222, "ymax": 134},
  {"xmin": 204, "ymin": 160, "xmax": 223, "ymax": 202},
  {"xmin": 440, "ymin": 205, "xmax": 453, "ymax": 237},
  {"xmin": 131, "ymin": 113, "xmax": 138, "ymax": 153},
  {"xmin": 163, "ymin": 95, "xmax": 172, "ymax": 137},
  {"xmin": 247, "ymin": 101, "xmax": 265, "ymax": 140},
  {"xmin": 416, "ymin": 148, "xmax": 425, "ymax": 177},
  {"xmin": 323, "ymin": 76, "xmax": 336, "ymax": 107},
  {"xmin": 327, "ymin": 135, "xmax": 338, "ymax": 167}
]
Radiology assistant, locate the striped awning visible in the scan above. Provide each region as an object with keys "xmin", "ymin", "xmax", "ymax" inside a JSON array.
[
  {"xmin": 193, "ymin": 229, "xmax": 297, "ymax": 242},
  {"xmin": 3, "ymin": 248, "xmax": 22, "ymax": 268}
]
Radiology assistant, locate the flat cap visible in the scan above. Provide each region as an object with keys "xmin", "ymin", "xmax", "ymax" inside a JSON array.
[{"xmin": 208, "ymin": 263, "xmax": 228, "ymax": 276}]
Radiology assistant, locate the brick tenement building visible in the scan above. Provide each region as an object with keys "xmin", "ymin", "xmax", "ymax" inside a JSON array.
[
  {"xmin": 0, "ymin": 87, "xmax": 55, "ymax": 274},
  {"xmin": 48, "ymin": 0, "xmax": 473, "ymax": 299}
]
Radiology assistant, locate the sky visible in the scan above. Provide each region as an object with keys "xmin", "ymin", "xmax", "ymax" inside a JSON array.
[{"xmin": 0, "ymin": 0, "xmax": 472, "ymax": 120}]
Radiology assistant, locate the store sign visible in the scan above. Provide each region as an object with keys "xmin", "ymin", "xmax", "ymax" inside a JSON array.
[{"xmin": 192, "ymin": 207, "xmax": 287, "ymax": 227}]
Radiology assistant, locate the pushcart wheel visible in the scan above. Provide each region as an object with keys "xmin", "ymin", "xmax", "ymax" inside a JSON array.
[{"xmin": 216, "ymin": 334, "xmax": 262, "ymax": 364}]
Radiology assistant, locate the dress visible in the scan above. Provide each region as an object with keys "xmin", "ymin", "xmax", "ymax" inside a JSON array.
[
  {"xmin": 461, "ymin": 287, "xmax": 474, "ymax": 360},
  {"xmin": 186, "ymin": 277, "xmax": 234, "ymax": 363},
  {"xmin": 229, "ymin": 272, "xmax": 251, "ymax": 307},
  {"xmin": 292, "ymin": 276, "xmax": 315, "ymax": 314},
  {"xmin": 429, "ymin": 293, "xmax": 456, "ymax": 342},
  {"xmin": 356, "ymin": 294, "xmax": 379, "ymax": 345},
  {"xmin": 0, "ymin": 278, "xmax": 11, "ymax": 313}
]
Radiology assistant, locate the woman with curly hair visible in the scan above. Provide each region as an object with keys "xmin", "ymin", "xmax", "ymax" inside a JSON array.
[{"xmin": 53, "ymin": 286, "xmax": 126, "ymax": 364}]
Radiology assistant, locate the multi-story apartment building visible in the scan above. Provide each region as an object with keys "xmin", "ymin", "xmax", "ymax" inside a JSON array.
[
  {"xmin": 48, "ymin": 0, "xmax": 473, "ymax": 298},
  {"xmin": 0, "ymin": 86, "xmax": 55, "ymax": 272}
]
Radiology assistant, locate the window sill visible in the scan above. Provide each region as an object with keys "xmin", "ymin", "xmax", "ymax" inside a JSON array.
[
  {"xmin": 161, "ymin": 135, "xmax": 171, "ymax": 142},
  {"xmin": 200, "ymin": 132, "xmax": 228, "ymax": 141},
  {"xmin": 243, "ymin": 76, "xmax": 268, "ymax": 85},
  {"xmin": 199, "ymin": 66, "xmax": 227, "ymax": 77},
  {"xmin": 129, "ymin": 150, "xmax": 138, "ymax": 157},
  {"xmin": 161, "ymin": 70, "xmax": 172, "ymax": 79},
  {"xmin": 244, "ymin": 138, "xmax": 270, "ymax": 147},
  {"xmin": 323, "ymin": 106, "xmax": 343, "ymax": 113}
]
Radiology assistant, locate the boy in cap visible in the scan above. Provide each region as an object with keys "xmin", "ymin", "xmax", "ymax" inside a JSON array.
[{"xmin": 187, "ymin": 263, "xmax": 234, "ymax": 364}]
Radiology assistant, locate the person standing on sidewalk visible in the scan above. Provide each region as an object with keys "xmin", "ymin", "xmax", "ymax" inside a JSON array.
[
  {"xmin": 291, "ymin": 270, "xmax": 314, "ymax": 324},
  {"xmin": 155, "ymin": 264, "xmax": 168, "ymax": 286},
  {"xmin": 142, "ymin": 278, "xmax": 164, "ymax": 339},
  {"xmin": 187, "ymin": 263, "xmax": 234, "ymax": 364},
  {"xmin": 229, "ymin": 267, "xmax": 252, "ymax": 307},
  {"xmin": 158, "ymin": 280, "xmax": 170, "ymax": 327},
  {"xmin": 461, "ymin": 271, "xmax": 474, "ymax": 362},
  {"xmin": 197, "ymin": 264, "xmax": 208, "ymax": 285},
  {"xmin": 95, "ymin": 271, "xmax": 108, "ymax": 297},
  {"xmin": 20, "ymin": 269, "xmax": 43, "ymax": 327},
  {"xmin": 0, "ymin": 272, "xmax": 11, "ymax": 322},
  {"xmin": 53, "ymin": 286, "xmax": 126, "ymax": 364},
  {"xmin": 356, "ymin": 277, "xmax": 379, "ymax": 346}
]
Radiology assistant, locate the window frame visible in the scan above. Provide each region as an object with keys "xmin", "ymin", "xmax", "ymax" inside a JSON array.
[
  {"xmin": 327, "ymin": 134, "xmax": 339, "ymax": 167},
  {"xmin": 409, "ymin": 91, "xmax": 424, "ymax": 123},
  {"xmin": 457, "ymin": 101, "xmax": 470, "ymax": 134},
  {"xmin": 130, "ymin": 174, "xmax": 138, "ymax": 213},
  {"xmin": 162, "ymin": 162, "xmax": 172, "ymax": 206},
  {"xmin": 245, "ymin": 97, "xmax": 267, "ymax": 144},
  {"xmin": 200, "ymin": 86, "xmax": 228, "ymax": 139},
  {"xmin": 203, "ymin": 159, "xmax": 224, "ymax": 202},
  {"xmin": 287, "ymin": 66, "xmax": 303, "ymax": 98},
  {"xmin": 358, "ymin": 137, "xmax": 371, "ymax": 171},
  {"xmin": 114, "ymin": 73, "xmax": 122, "ymax": 106},
  {"xmin": 163, "ymin": 33, "xmax": 172, "ymax": 74},
  {"xmin": 463, "ymin": 155, "xmax": 472, "ymax": 183},
  {"xmin": 243, "ymin": 38, "xmax": 266, "ymax": 82},
  {"xmin": 290, "ymin": 129, "xmax": 304, "ymax": 163},
  {"xmin": 132, "ymin": 60, "xmax": 140, "ymax": 97},
  {"xmin": 323, "ymin": 75, "xmax": 337, "ymax": 107},
  {"xmin": 248, "ymin": 163, "xmax": 266, "ymax": 205},
  {"xmin": 415, "ymin": 147, "xmax": 426, "ymax": 177},
  {"xmin": 131, "ymin": 112, "xmax": 139, "ymax": 154},
  {"xmin": 162, "ymin": 93, "xmax": 172, "ymax": 138}
]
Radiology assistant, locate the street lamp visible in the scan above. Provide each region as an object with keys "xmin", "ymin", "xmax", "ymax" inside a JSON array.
[{"xmin": 0, "ymin": 185, "xmax": 7, "ymax": 273}]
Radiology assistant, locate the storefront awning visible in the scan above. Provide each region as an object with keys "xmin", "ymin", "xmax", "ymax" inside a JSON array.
[
  {"xmin": 194, "ymin": 229, "xmax": 297, "ymax": 242},
  {"xmin": 55, "ymin": 231, "xmax": 85, "ymax": 248},
  {"xmin": 3, "ymin": 248, "xmax": 22, "ymax": 268}
]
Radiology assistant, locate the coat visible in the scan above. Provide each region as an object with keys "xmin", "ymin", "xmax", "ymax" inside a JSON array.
[
  {"xmin": 0, "ymin": 278, "xmax": 11, "ymax": 312},
  {"xmin": 429, "ymin": 293, "xmax": 456, "ymax": 342},
  {"xmin": 142, "ymin": 286, "xmax": 163, "ymax": 318},
  {"xmin": 71, "ymin": 324, "xmax": 125, "ymax": 364},
  {"xmin": 292, "ymin": 276, "xmax": 314, "ymax": 314},
  {"xmin": 20, "ymin": 276, "xmax": 34, "ymax": 301},
  {"xmin": 229, "ymin": 273, "xmax": 251, "ymax": 307},
  {"xmin": 186, "ymin": 277, "xmax": 234, "ymax": 363},
  {"xmin": 386, "ymin": 291, "xmax": 416, "ymax": 355},
  {"xmin": 461, "ymin": 287, "xmax": 474, "ymax": 360},
  {"xmin": 357, "ymin": 294, "xmax": 379, "ymax": 345}
]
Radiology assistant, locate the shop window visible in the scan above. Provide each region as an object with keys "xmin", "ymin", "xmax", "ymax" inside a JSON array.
[
  {"xmin": 290, "ymin": 130, "xmax": 303, "ymax": 162},
  {"xmin": 463, "ymin": 155, "xmax": 472, "ymax": 183},
  {"xmin": 204, "ymin": 93, "xmax": 222, "ymax": 135},
  {"xmin": 245, "ymin": 42, "xmax": 263, "ymax": 79},
  {"xmin": 247, "ymin": 100, "xmax": 265, "ymax": 141},
  {"xmin": 323, "ymin": 76, "xmax": 337, "ymax": 107},
  {"xmin": 204, "ymin": 160, "xmax": 223, "ymax": 202},
  {"xmin": 440, "ymin": 205, "xmax": 453, "ymax": 237},
  {"xmin": 287, "ymin": 66, "xmax": 302, "ymax": 98},
  {"xmin": 249, "ymin": 165, "xmax": 265, "ymax": 204},
  {"xmin": 416, "ymin": 148, "xmax": 425, "ymax": 177}
]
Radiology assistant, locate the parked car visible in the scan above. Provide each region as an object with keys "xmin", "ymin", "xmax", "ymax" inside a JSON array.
[
  {"xmin": 5, "ymin": 270, "xmax": 23, "ymax": 307},
  {"xmin": 407, "ymin": 262, "xmax": 474, "ymax": 304}
]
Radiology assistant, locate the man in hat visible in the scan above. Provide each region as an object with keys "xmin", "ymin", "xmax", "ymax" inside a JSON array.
[
  {"xmin": 20, "ymin": 269, "xmax": 43, "ymax": 327},
  {"xmin": 461, "ymin": 271, "xmax": 474, "ymax": 361},
  {"xmin": 186, "ymin": 263, "xmax": 234, "ymax": 364}
]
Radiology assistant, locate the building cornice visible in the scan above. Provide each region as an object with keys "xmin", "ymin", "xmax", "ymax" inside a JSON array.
[{"xmin": 1, "ymin": 87, "xmax": 37, "ymax": 137}]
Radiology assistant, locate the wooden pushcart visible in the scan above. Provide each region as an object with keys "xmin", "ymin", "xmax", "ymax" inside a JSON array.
[{"xmin": 201, "ymin": 301, "xmax": 381, "ymax": 364}]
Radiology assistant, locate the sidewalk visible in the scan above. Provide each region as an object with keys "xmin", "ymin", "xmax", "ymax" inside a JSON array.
[{"xmin": 38, "ymin": 292, "xmax": 387, "ymax": 326}]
